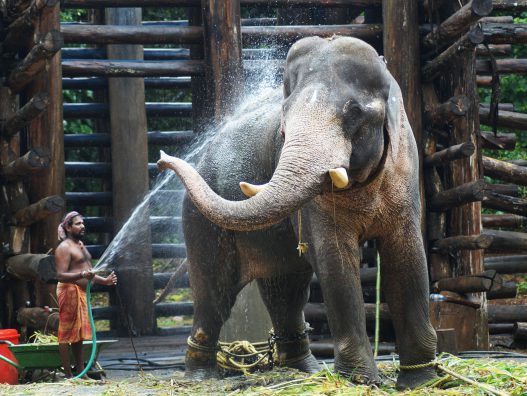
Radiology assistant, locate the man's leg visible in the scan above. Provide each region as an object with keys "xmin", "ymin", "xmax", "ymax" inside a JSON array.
[
  {"xmin": 71, "ymin": 341, "xmax": 88, "ymax": 379},
  {"xmin": 59, "ymin": 343, "xmax": 73, "ymax": 378}
]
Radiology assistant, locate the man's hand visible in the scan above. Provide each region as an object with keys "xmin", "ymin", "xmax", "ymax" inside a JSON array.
[
  {"xmin": 103, "ymin": 271, "xmax": 118, "ymax": 286},
  {"xmin": 82, "ymin": 269, "xmax": 96, "ymax": 280}
]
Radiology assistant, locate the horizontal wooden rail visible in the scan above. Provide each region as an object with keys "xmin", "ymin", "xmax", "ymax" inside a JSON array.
[
  {"xmin": 64, "ymin": 131, "xmax": 194, "ymax": 147},
  {"xmin": 1, "ymin": 93, "xmax": 49, "ymax": 138},
  {"xmin": 61, "ymin": 0, "xmax": 380, "ymax": 8},
  {"xmin": 66, "ymin": 191, "xmax": 112, "ymax": 206},
  {"xmin": 424, "ymin": 142, "xmax": 474, "ymax": 167},
  {"xmin": 14, "ymin": 196, "xmax": 65, "ymax": 226},
  {"xmin": 483, "ymin": 156, "xmax": 527, "ymax": 186},
  {"xmin": 492, "ymin": 0, "xmax": 527, "ymax": 11},
  {"xmin": 487, "ymin": 281, "xmax": 517, "ymax": 299},
  {"xmin": 63, "ymin": 76, "xmax": 192, "ymax": 90},
  {"xmin": 488, "ymin": 304, "xmax": 527, "ymax": 323},
  {"xmin": 431, "ymin": 234, "xmax": 493, "ymax": 253},
  {"xmin": 62, "ymin": 24, "xmax": 203, "ymax": 45},
  {"xmin": 483, "ymin": 23, "xmax": 527, "ymax": 45},
  {"xmin": 480, "ymin": 131, "xmax": 516, "ymax": 151},
  {"xmin": 63, "ymin": 102, "xmax": 192, "ymax": 119},
  {"xmin": 476, "ymin": 58, "xmax": 527, "ymax": 74},
  {"xmin": 1, "ymin": 148, "xmax": 50, "ymax": 181},
  {"xmin": 62, "ymin": 47, "xmax": 278, "ymax": 61},
  {"xmin": 476, "ymin": 43, "xmax": 511, "ymax": 56},
  {"xmin": 86, "ymin": 243, "xmax": 186, "ymax": 259},
  {"xmin": 483, "ymin": 213, "xmax": 526, "ymax": 228},
  {"xmin": 480, "ymin": 107, "xmax": 527, "ymax": 130},
  {"xmin": 483, "ymin": 229, "xmax": 527, "ymax": 253},
  {"xmin": 242, "ymin": 24, "xmax": 382, "ymax": 46},
  {"xmin": 482, "ymin": 190, "xmax": 527, "ymax": 216},
  {"xmin": 485, "ymin": 254, "xmax": 527, "ymax": 273},
  {"xmin": 62, "ymin": 59, "xmax": 205, "ymax": 77},
  {"xmin": 429, "ymin": 180, "xmax": 485, "ymax": 211},
  {"xmin": 92, "ymin": 302, "xmax": 194, "ymax": 320}
]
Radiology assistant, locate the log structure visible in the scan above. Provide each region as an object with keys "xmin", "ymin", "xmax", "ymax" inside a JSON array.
[{"xmin": 1, "ymin": 0, "xmax": 526, "ymax": 349}]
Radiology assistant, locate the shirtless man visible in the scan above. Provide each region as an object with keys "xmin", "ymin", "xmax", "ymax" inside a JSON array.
[{"xmin": 55, "ymin": 211, "xmax": 117, "ymax": 379}]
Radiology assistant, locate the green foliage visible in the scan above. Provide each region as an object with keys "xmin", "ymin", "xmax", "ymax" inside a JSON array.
[{"xmin": 518, "ymin": 277, "xmax": 527, "ymax": 296}]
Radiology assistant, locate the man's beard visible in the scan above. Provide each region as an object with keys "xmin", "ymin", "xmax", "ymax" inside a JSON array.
[{"xmin": 70, "ymin": 230, "xmax": 85, "ymax": 241}]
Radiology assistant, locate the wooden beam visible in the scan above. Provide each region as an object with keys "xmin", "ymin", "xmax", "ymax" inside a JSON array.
[
  {"xmin": 3, "ymin": 0, "xmax": 59, "ymax": 53},
  {"xmin": 485, "ymin": 255, "xmax": 527, "ymax": 273},
  {"xmin": 63, "ymin": 102, "xmax": 192, "ymax": 119},
  {"xmin": 62, "ymin": 76, "xmax": 192, "ymax": 90},
  {"xmin": 1, "ymin": 93, "xmax": 48, "ymax": 138},
  {"xmin": 483, "ymin": 155, "xmax": 527, "ymax": 186},
  {"xmin": 105, "ymin": 7, "xmax": 154, "ymax": 336},
  {"xmin": 62, "ymin": 59, "xmax": 205, "ymax": 77},
  {"xmin": 429, "ymin": 180, "xmax": 485, "ymax": 211},
  {"xmin": 26, "ymin": 0, "xmax": 64, "ymax": 254},
  {"xmin": 422, "ymin": 0, "xmax": 492, "ymax": 52},
  {"xmin": 7, "ymin": 30, "xmax": 63, "ymax": 93},
  {"xmin": 424, "ymin": 142, "xmax": 474, "ymax": 167},
  {"xmin": 487, "ymin": 281, "xmax": 517, "ymax": 300},
  {"xmin": 482, "ymin": 213, "xmax": 526, "ymax": 228},
  {"xmin": 483, "ymin": 229, "xmax": 527, "ymax": 253},
  {"xmin": 513, "ymin": 322, "xmax": 527, "ymax": 341},
  {"xmin": 61, "ymin": 24, "xmax": 203, "ymax": 44},
  {"xmin": 14, "ymin": 195, "xmax": 64, "ymax": 226},
  {"xmin": 483, "ymin": 23, "xmax": 527, "ymax": 45},
  {"xmin": 431, "ymin": 235, "xmax": 493, "ymax": 253},
  {"xmin": 5, "ymin": 254, "xmax": 56, "ymax": 283},
  {"xmin": 17, "ymin": 307, "xmax": 58, "ymax": 332},
  {"xmin": 488, "ymin": 305, "xmax": 527, "ymax": 323},
  {"xmin": 61, "ymin": 0, "xmax": 380, "ymax": 7},
  {"xmin": 422, "ymin": 26, "xmax": 484, "ymax": 82},
  {"xmin": 0, "ymin": 148, "xmax": 50, "ymax": 181},
  {"xmin": 432, "ymin": 271, "xmax": 500, "ymax": 293},
  {"xmin": 424, "ymin": 95, "xmax": 469, "ymax": 126},
  {"xmin": 242, "ymin": 24, "xmax": 383, "ymax": 47},
  {"xmin": 492, "ymin": 0, "xmax": 527, "ymax": 11},
  {"xmin": 477, "ymin": 58, "xmax": 527, "ymax": 74},
  {"xmin": 480, "ymin": 131, "xmax": 516, "ymax": 151},
  {"xmin": 480, "ymin": 107, "xmax": 527, "ymax": 129},
  {"xmin": 476, "ymin": 43, "xmax": 512, "ymax": 56},
  {"xmin": 482, "ymin": 190, "xmax": 527, "ymax": 216},
  {"xmin": 64, "ymin": 130, "xmax": 193, "ymax": 147}
]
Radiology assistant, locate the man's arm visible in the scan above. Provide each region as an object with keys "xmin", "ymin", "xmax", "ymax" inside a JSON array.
[{"xmin": 55, "ymin": 243, "xmax": 91, "ymax": 282}]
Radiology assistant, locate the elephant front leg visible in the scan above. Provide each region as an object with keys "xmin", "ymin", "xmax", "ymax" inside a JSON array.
[
  {"xmin": 313, "ymin": 238, "xmax": 379, "ymax": 383},
  {"xmin": 378, "ymin": 223, "xmax": 438, "ymax": 389},
  {"xmin": 257, "ymin": 272, "xmax": 320, "ymax": 374}
]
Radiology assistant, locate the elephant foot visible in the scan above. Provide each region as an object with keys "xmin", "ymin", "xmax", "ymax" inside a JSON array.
[
  {"xmin": 333, "ymin": 363, "xmax": 380, "ymax": 385},
  {"xmin": 184, "ymin": 339, "xmax": 220, "ymax": 380},
  {"xmin": 273, "ymin": 332, "xmax": 320, "ymax": 373},
  {"xmin": 396, "ymin": 366, "xmax": 438, "ymax": 390}
]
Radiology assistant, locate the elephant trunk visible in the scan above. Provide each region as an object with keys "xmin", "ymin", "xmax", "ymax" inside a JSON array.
[{"xmin": 158, "ymin": 87, "xmax": 348, "ymax": 232}]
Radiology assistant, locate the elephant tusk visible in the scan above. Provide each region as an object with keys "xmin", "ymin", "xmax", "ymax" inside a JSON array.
[
  {"xmin": 329, "ymin": 168, "xmax": 349, "ymax": 189},
  {"xmin": 239, "ymin": 181, "xmax": 268, "ymax": 197}
]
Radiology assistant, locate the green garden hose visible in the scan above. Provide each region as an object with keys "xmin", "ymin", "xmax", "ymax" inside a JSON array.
[{"xmin": 73, "ymin": 281, "xmax": 97, "ymax": 380}]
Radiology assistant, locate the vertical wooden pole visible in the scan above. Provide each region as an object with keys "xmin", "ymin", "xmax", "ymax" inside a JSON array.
[
  {"xmin": 382, "ymin": 0, "xmax": 423, "ymax": 168},
  {"xmin": 106, "ymin": 8, "xmax": 154, "ymax": 336},
  {"xmin": 438, "ymin": 47, "xmax": 488, "ymax": 350},
  {"xmin": 27, "ymin": 3, "xmax": 64, "ymax": 255},
  {"xmin": 201, "ymin": 0, "xmax": 243, "ymax": 123}
]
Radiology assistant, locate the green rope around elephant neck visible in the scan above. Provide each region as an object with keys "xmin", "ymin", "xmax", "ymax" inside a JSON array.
[{"xmin": 73, "ymin": 281, "xmax": 97, "ymax": 380}]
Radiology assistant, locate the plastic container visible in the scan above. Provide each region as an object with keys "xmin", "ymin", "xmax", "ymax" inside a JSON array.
[{"xmin": 0, "ymin": 329, "xmax": 20, "ymax": 384}]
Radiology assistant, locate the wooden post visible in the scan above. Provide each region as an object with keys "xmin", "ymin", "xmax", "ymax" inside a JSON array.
[
  {"xmin": 105, "ymin": 7, "xmax": 154, "ymax": 335},
  {"xmin": 437, "ymin": 2, "xmax": 488, "ymax": 350},
  {"xmin": 382, "ymin": 0, "xmax": 425, "ymax": 236},
  {"xmin": 201, "ymin": 0, "xmax": 243, "ymax": 122},
  {"xmin": 26, "ymin": 1, "xmax": 64, "ymax": 259}
]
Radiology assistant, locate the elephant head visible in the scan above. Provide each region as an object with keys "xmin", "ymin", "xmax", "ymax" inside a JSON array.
[{"xmin": 157, "ymin": 36, "xmax": 404, "ymax": 231}]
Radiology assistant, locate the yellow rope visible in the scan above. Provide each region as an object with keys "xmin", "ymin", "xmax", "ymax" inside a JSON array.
[
  {"xmin": 297, "ymin": 209, "xmax": 308, "ymax": 256},
  {"xmin": 399, "ymin": 359, "xmax": 511, "ymax": 396},
  {"xmin": 216, "ymin": 340, "xmax": 273, "ymax": 374}
]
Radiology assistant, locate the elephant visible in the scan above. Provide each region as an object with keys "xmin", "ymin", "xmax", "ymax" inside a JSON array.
[{"xmin": 157, "ymin": 36, "xmax": 438, "ymax": 389}]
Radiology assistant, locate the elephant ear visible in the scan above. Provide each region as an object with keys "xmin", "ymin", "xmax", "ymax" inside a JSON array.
[{"xmin": 384, "ymin": 76, "xmax": 403, "ymax": 162}]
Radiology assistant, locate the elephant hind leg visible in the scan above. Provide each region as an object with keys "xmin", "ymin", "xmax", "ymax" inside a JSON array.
[{"xmin": 257, "ymin": 272, "xmax": 320, "ymax": 374}]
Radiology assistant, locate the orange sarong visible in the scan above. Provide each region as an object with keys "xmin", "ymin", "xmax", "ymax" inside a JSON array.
[{"xmin": 57, "ymin": 283, "xmax": 92, "ymax": 343}]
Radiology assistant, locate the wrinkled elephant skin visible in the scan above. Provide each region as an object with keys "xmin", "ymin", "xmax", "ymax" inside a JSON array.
[{"xmin": 157, "ymin": 36, "xmax": 437, "ymax": 389}]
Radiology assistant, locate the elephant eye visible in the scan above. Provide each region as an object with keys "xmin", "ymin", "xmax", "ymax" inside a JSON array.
[{"xmin": 343, "ymin": 100, "xmax": 362, "ymax": 119}]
